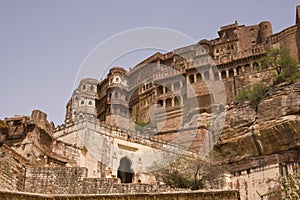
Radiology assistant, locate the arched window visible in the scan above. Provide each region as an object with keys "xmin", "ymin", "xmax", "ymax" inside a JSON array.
[
  {"xmin": 221, "ymin": 70, "xmax": 227, "ymax": 79},
  {"xmin": 214, "ymin": 72, "xmax": 220, "ymax": 81},
  {"xmin": 157, "ymin": 86, "xmax": 163, "ymax": 95},
  {"xmin": 157, "ymin": 100, "xmax": 163, "ymax": 108},
  {"xmin": 81, "ymin": 100, "xmax": 84, "ymax": 105},
  {"xmin": 245, "ymin": 64, "xmax": 251, "ymax": 73},
  {"xmin": 166, "ymin": 98, "xmax": 172, "ymax": 108},
  {"xmin": 166, "ymin": 84, "xmax": 171, "ymax": 93},
  {"xmin": 196, "ymin": 73, "xmax": 202, "ymax": 82},
  {"xmin": 253, "ymin": 62, "xmax": 259, "ymax": 71},
  {"xmin": 236, "ymin": 66, "xmax": 242, "ymax": 75},
  {"xmin": 204, "ymin": 71, "xmax": 210, "ymax": 80},
  {"xmin": 189, "ymin": 74, "xmax": 195, "ymax": 83},
  {"xmin": 88, "ymin": 101, "xmax": 92, "ymax": 105}
]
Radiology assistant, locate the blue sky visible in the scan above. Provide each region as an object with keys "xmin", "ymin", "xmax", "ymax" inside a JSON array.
[{"xmin": 0, "ymin": 0, "xmax": 299, "ymax": 125}]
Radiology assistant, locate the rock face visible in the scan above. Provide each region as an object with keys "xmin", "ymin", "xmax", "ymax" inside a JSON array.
[
  {"xmin": 215, "ymin": 79, "xmax": 300, "ymax": 169},
  {"xmin": 209, "ymin": 79, "xmax": 300, "ymax": 200}
]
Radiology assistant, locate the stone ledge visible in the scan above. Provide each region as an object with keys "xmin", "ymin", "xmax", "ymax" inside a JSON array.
[{"xmin": 0, "ymin": 190, "xmax": 240, "ymax": 200}]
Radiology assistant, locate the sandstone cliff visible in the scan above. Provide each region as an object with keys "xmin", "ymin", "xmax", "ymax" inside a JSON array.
[{"xmin": 214, "ymin": 79, "xmax": 300, "ymax": 172}]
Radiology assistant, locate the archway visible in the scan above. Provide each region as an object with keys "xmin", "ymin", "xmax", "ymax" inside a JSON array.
[
  {"xmin": 221, "ymin": 70, "xmax": 227, "ymax": 79},
  {"xmin": 204, "ymin": 71, "xmax": 210, "ymax": 80},
  {"xmin": 166, "ymin": 98, "xmax": 172, "ymax": 108},
  {"xmin": 245, "ymin": 64, "xmax": 251, "ymax": 73},
  {"xmin": 253, "ymin": 62, "xmax": 260, "ymax": 71},
  {"xmin": 189, "ymin": 74, "xmax": 195, "ymax": 83},
  {"xmin": 236, "ymin": 66, "xmax": 242, "ymax": 75},
  {"xmin": 117, "ymin": 157, "xmax": 134, "ymax": 183}
]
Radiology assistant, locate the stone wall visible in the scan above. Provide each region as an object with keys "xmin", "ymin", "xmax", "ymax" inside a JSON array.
[
  {"xmin": 229, "ymin": 164, "xmax": 281, "ymax": 200},
  {"xmin": 24, "ymin": 167, "xmax": 87, "ymax": 194},
  {"xmin": 24, "ymin": 166, "xmax": 165, "ymax": 194},
  {"xmin": 0, "ymin": 145, "xmax": 26, "ymax": 192},
  {"xmin": 0, "ymin": 190, "xmax": 240, "ymax": 200}
]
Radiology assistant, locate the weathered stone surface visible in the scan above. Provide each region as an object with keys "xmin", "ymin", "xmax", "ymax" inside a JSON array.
[
  {"xmin": 210, "ymin": 80, "xmax": 300, "ymax": 200},
  {"xmin": 0, "ymin": 144, "xmax": 27, "ymax": 192},
  {"xmin": 0, "ymin": 110, "xmax": 68, "ymax": 167},
  {"xmin": 215, "ymin": 80, "xmax": 300, "ymax": 163},
  {"xmin": 0, "ymin": 6, "xmax": 300, "ymax": 200},
  {"xmin": 0, "ymin": 190, "xmax": 240, "ymax": 200}
]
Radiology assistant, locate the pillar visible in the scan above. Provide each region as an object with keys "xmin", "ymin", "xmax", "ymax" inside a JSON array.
[{"xmin": 209, "ymin": 68, "xmax": 214, "ymax": 81}]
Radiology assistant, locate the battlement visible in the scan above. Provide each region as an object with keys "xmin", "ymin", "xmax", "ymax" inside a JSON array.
[
  {"xmin": 220, "ymin": 21, "xmax": 238, "ymax": 31},
  {"xmin": 54, "ymin": 115, "xmax": 193, "ymax": 155}
]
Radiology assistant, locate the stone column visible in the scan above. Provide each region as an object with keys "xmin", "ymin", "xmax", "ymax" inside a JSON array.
[
  {"xmin": 234, "ymin": 68, "xmax": 237, "ymax": 76},
  {"xmin": 209, "ymin": 68, "xmax": 214, "ymax": 81},
  {"xmin": 180, "ymin": 96, "xmax": 184, "ymax": 106},
  {"xmin": 157, "ymin": 59, "xmax": 160, "ymax": 69},
  {"xmin": 250, "ymin": 63, "xmax": 254, "ymax": 72}
]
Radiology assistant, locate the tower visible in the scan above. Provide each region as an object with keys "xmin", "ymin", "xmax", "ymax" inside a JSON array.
[
  {"xmin": 96, "ymin": 67, "xmax": 129, "ymax": 126},
  {"xmin": 259, "ymin": 21, "xmax": 272, "ymax": 44},
  {"xmin": 69, "ymin": 78, "xmax": 99, "ymax": 122}
]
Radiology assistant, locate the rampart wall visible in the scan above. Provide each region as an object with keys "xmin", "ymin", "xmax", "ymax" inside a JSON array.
[{"xmin": 0, "ymin": 190, "xmax": 240, "ymax": 200}]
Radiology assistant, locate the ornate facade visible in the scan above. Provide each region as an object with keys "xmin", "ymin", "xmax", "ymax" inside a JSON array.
[
  {"xmin": 0, "ymin": 5, "xmax": 299, "ymax": 200},
  {"xmin": 64, "ymin": 6, "xmax": 300, "ymax": 132}
]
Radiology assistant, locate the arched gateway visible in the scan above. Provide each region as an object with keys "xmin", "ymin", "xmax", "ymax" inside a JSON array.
[{"xmin": 117, "ymin": 157, "xmax": 134, "ymax": 183}]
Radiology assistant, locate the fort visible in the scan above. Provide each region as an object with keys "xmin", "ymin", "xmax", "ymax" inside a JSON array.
[{"xmin": 0, "ymin": 5, "xmax": 299, "ymax": 200}]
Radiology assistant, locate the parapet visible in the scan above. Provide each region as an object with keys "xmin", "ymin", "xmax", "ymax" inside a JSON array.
[{"xmin": 220, "ymin": 21, "xmax": 238, "ymax": 31}]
